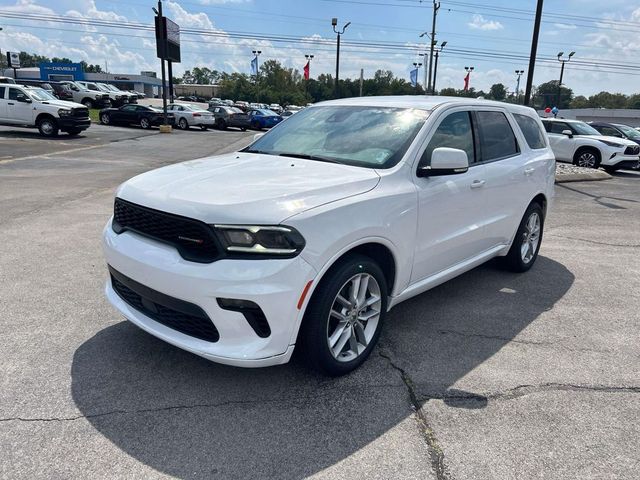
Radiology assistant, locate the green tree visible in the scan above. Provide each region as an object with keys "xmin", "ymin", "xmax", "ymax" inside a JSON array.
[
  {"xmin": 79, "ymin": 60, "xmax": 102, "ymax": 73},
  {"xmin": 488, "ymin": 83, "xmax": 507, "ymax": 101},
  {"xmin": 587, "ymin": 91, "xmax": 627, "ymax": 109},
  {"xmin": 570, "ymin": 95, "xmax": 589, "ymax": 108},
  {"xmin": 534, "ymin": 80, "xmax": 573, "ymax": 109},
  {"xmin": 627, "ymin": 94, "xmax": 640, "ymax": 109}
]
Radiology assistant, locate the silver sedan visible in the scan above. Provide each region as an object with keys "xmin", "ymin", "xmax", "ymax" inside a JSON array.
[{"xmin": 167, "ymin": 103, "xmax": 216, "ymax": 130}]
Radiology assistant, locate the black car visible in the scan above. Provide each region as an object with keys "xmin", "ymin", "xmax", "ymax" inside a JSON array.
[
  {"xmin": 99, "ymin": 104, "xmax": 175, "ymax": 129},
  {"xmin": 208, "ymin": 105, "xmax": 250, "ymax": 130},
  {"xmin": 590, "ymin": 122, "xmax": 640, "ymax": 170}
]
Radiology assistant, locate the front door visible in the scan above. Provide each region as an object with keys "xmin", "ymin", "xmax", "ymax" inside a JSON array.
[
  {"xmin": 545, "ymin": 121, "xmax": 574, "ymax": 161},
  {"xmin": 411, "ymin": 109, "xmax": 489, "ymax": 283},
  {"xmin": 6, "ymin": 88, "xmax": 34, "ymax": 125}
]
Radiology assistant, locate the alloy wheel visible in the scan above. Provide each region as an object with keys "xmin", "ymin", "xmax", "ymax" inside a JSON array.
[
  {"xmin": 41, "ymin": 120, "xmax": 54, "ymax": 135},
  {"xmin": 326, "ymin": 273, "xmax": 382, "ymax": 363},
  {"xmin": 520, "ymin": 212, "xmax": 541, "ymax": 264},
  {"xmin": 101, "ymin": 114, "xmax": 110, "ymax": 125},
  {"xmin": 140, "ymin": 118, "xmax": 150, "ymax": 129},
  {"xmin": 577, "ymin": 152, "xmax": 597, "ymax": 168}
]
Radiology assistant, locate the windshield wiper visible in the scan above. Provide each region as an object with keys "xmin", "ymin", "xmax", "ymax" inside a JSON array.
[
  {"xmin": 241, "ymin": 148, "xmax": 275, "ymax": 155},
  {"xmin": 277, "ymin": 152, "xmax": 341, "ymax": 164}
]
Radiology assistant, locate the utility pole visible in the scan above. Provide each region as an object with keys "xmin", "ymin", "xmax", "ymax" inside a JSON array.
[
  {"xmin": 168, "ymin": 61, "xmax": 174, "ymax": 103},
  {"xmin": 332, "ymin": 17, "xmax": 351, "ymax": 98},
  {"xmin": 556, "ymin": 51, "xmax": 575, "ymax": 108},
  {"xmin": 427, "ymin": 1, "xmax": 440, "ymax": 94},
  {"xmin": 359, "ymin": 68, "xmax": 364, "ymax": 97},
  {"xmin": 153, "ymin": 0, "xmax": 168, "ymax": 125},
  {"xmin": 524, "ymin": 0, "xmax": 544, "ymax": 106},
  {"xmin": 515, "ymin": 70, "xmax": 524, "ymax": 103},
  {"xmin": 432, "ymin": 41, "xmax": 446, "ymax": 95}
]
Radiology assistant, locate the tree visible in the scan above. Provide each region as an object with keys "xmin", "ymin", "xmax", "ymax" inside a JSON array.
[
  {"xmin": 181, "ymin": 67, "xmax": 221, "ymax": 85},
  {"xmin": 488, "ymin": 83, "xmax": 507, "ymax": 101},
  {"xmin": 587, "ymin": 91, "xmax": 627, "ymax": 109},
  {"xmin": 51, "ymin": 57, "xmax": 73, "ymax": 63},
  {"xmin": 627, "ymin": 94, "xmax": 640, "ymax": 109},
  {"xmin": 79, "ymin": 60, "xmax": 102, "ymax": 73},
  {"xmin": 570, "ymin": 95, "xmax": 589, "ymax": 109},
  {"xmin": 534, "ymin": 80, "xmax": 573, "ymax": 109}
]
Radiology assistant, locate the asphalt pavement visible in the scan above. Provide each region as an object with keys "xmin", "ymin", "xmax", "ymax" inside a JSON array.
[{"xmin": 0, "ymin": 125, "xmax": 638, "ymax": 479}]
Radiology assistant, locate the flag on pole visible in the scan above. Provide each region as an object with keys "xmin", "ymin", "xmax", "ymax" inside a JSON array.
[
  {"xmin": 251, "ymin": 56, "xmax": 258, "ymax": 75},
  {"xmin": 463, "ymin": 72, "xmax": 470, "ymax": 91},
  {"xmin": 303, "ymin": 61, "xmax": 310, "ymax": 80},
  {"xmin": 410, "ymin": 68, "xmax": 418, "ymax": 87}
]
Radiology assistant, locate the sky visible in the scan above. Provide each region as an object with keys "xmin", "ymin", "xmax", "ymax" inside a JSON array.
[{"xmin": 1, "ymin": 0, "xmax": 640, "ymax": 96}]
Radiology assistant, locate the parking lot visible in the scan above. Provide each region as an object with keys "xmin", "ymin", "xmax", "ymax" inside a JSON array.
[{"xmin": 1, "ymin": 124, "xmax": 639, "ymax": 479}]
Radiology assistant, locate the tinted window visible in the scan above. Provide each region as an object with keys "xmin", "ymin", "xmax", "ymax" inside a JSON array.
[
  {"xmin": 0, "ymin": 86, "xmax": 5, "ymax": 98},
  {"xmin": 476, "ymin": 111, "xmax": 519, "ymax": 161},
  {"xmin": 514, "ymin": 114, "xmax": 547, "ymax": 149},
  {"xmin": 8, "ymin": 88, "xmax": 21, "ymax": 100},
  {"xmin": 598, "ymin": 126, "xmax": 622, "ymax": 137},
  {"xmin": 547, "ymin": 122, "xmax": 570, "ymax": 134},
  {"xmin": 121, "ymin": 105, "xmax": 137, "ymax": 111},
  {"xmin": 420, "ymin": 111, "xmax": 475, "ymax": 167}
]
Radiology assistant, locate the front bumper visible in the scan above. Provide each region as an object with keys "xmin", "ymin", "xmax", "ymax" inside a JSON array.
[
  {"xmin": 59, "ymin": 117, "xmax": 91, "ymax": 130},
  {"xmin": 102, "ymin": 219, "xmax": 316, "ymax": 367},
  {"xmin": 605, "ymin": 153, "xmax": 640, "ymax": 167}
]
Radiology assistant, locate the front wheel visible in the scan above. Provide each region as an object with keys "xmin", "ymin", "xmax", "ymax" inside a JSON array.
[
  {"xmin": 178, "ymin": 118, "xmax": 189, "ymax": 130},
  {"xmin": 81, "ymin": 99, "xmax": 94, "ymax": 109},
  {"xmin": 574, "ymin": 148, "xmax": 601, "ymax": 169},
  {"xmin": 140, "ymin": 117, "xmax": 151, "ymax": 129},
  {"xmin": 240, "ymin": 127, "xmax": 247, "ymax": 132},
  {"xmin": 501, "ymin": 202, "xmax": 544, "ymax": 273},
  {"xmin": 298, "ymin": 255, "xmax": 388, "ymax": 376},
  {"xmin": 100, "ymin": 113, "xmax": 111, "ymax": 125},
  {"xmin": 37, "ymin": 117, "xmax": 59, "ymax": 137}
]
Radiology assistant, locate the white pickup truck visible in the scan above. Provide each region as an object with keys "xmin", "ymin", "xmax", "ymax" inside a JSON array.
[
  {"xmin": 0, "ymin": 84, "xmax": 91, "ymax": 136},
  {"xmin": 59, "ymin": 81, "xmax": 111, "ymax": 109}
]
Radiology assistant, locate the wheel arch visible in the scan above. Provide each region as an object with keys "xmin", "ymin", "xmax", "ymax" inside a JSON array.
[
  {"xmin": 573, "ymin": 144, "xmax": 602, "ymax": 164},
  {"xmin": 35, "ymin": 112, "xmax": 57, "ymax": 125}
]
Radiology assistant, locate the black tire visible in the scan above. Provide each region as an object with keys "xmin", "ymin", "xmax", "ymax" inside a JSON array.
[
  {"xmin": 100, "ymin": 113, "xmax": 111, "ymax": 125},
  {"xmin": 501, "ymin": 202, "xmax": 544, "ymax": 273},
  {"xmin": 241, "ymin": 127, "xmax": 247, "ymax": 132},
  {"xmin": 200, "ymin": 125, "xmax": 208, "ymax": 131},
  {"xmin": 216, "ymin": 119, "xmax": 227, "ymax": 130},
  {"xmin": 37, "ymin": 117, "xmax": 59, "ymax": 137},
  {"xmin": 178, "ymin": 118, "xmax": 189, "ymax": 130},
  {"xmin": 66, "ymin": 129, "xmax": 82, "ymax": 136},
  {"xmin": 603, "ymin": 165, "xmax": 618, "ymax": 174},
  {"xmin": 573, "ymin": 148, "xmax": 601, "ymax": 169},
  {"xmin": 140, "ymin": 117, "xmax": 151, "ymax": 129},
  {"xmin": 81, "ymin": 99, "xmax": 94, "ymax": 109},
  {"xmin": 298, "ymin": 254, "xmax": 388, "ymax": 376},
  {"xmin": 251, "ymin": 121, "xmax": 262, "ymax": 130}
]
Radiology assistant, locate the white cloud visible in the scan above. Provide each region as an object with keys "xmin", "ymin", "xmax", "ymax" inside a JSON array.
[
  {"xmin": 554, "ymin": 23, "xmax": 577, "ymax": 30},
  {"xmin": 468, "ymin": 14, "xmax": 503, "ymax": 31}
]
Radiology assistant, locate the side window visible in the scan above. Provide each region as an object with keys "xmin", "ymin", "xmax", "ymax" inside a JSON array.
[
  {"xmin": 0, "ymin": 86, "xmax": 5, "ymax": 99},
  {"xmin": 8, "ymin": 88, "xmax": 21, "ymax": 100},
  {"xmin": 122, "ymin": 105, "xmax": 137, "ymax": 112},
  {"xmin": 600, "ymin": 126, "xmax": 622, "ymax": 137},
  {"xmin": 419, "ymin": 111, "xmax": 475, "ymax": 167},
  {"xmin": 514, "ymin": 114, "xmax": 547, "ymax": 149},
  {"xmin": 548, "ymin": 122, "xmax": 569, "ymax": 134},
  {"xmin": 476, "ymin": 111, "xmax": 519, "ymax": 161}
]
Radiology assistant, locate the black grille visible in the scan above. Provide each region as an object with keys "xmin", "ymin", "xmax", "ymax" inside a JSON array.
[
  {"xmin": 113, "ymin": 198, "xmax": 219, "ymax": 263},
  {"xmin": 624, "ymin": 145, "xmax": 640, "ymax": 155},
  {"xmin": 109, "ymin": 266, "xmax": 219, "ymax": 342},
  {"xmin": 72, "ymin": 107, "xmax": 89, "ymax": 118}
]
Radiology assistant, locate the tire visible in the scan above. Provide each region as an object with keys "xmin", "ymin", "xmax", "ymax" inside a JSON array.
[
  {"xmin": 251, "ymin": 121, "xmax": 262, "ymax": 131},
  {"xmin": 298, "ymin": 254, "xmax": 388, "ymax": 376},
  {"xmin": 501, "ymin": 202, "xmax": 544, "ymax": 273},
  {"xmin": 241, "ymin": 127, "xmax": 247, "ymax": 132},
  {"xmin": 100, "ymin": 113, "xmax": 111, "ymax": 125},
  {"xmin": 200, "ymin": 125, "xmax": 208, "ymax": 131},
  {"xmin": 37, "ymin": 117, "xmax": 59, "ymax": 137},
  {"xmin": 140, "ymin": 117, "xmax": 151, "ymax": 129},
  {"xmin": 81, "ymin": 99, "xmax": 94, "ymax": 109},
  {"xmin": 573, "ymin": 148, "xmax": 601, "ymax": 169},
  {"xmin": 66, "ymin": 129, "xmax": 82, "ymax": 136},
  {"xmin": 216, "ymin": 119, "xmax": 227, "ymax": 130},
  {"xmin": 178, "ymin": 118, "xmax": 189, "ymax": 130},
  {"xmin": 603, "ymin": 165, "xmax": 618, "ymax": 174}
]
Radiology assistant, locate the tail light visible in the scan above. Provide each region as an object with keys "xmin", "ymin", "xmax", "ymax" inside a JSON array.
[{"xmin": 193, "ymin": 113, "xmax": 201, "ymax": 117}]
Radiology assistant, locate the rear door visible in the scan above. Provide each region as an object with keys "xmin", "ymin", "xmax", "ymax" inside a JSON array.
[{"xmin": 0, "ymin": 86, "xmax": 7, "ymax": 121}]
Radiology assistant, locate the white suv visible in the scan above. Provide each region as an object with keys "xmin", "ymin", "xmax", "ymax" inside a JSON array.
[
  {"xmin": 0, "ymin": 84, "xmax": 90, "ymax": 136},
  {"xmin": 542, "ymin": 118, "xmax": 640, "ymax": 172},
  {"xmin": 103, "ymin": 97, "xmax": 555, "ymax": 375}
]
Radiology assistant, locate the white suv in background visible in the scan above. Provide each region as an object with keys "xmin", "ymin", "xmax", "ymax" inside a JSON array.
[
  {"xmin": 103, "ymin": 97, "xmax": 555, "ymax": 375},
  {"xmin": 542, "ymin": 118, "xmax": 640, "ymax": 172}
]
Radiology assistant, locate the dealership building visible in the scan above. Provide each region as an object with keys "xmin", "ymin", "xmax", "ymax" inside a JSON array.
[{"xmin": 1, "ymin": 62, "xmax": 164, "ymax": 97}]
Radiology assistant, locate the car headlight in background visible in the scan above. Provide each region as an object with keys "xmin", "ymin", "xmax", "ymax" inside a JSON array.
[
  {"xmin": 58, "ymin": 109, "xmax": 72, "ymax": 116},
  {"xmin": 213, "ymin": 225, "xmax": 305, "ymax": 256},
  {"xmin": 598, "ymin": 139, "xmax": 625, "ymax": 148}
]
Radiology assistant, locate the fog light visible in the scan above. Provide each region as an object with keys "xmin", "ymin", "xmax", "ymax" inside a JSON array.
[{"xmin": 217, "ymin": 298, "xmax": 271, "ymax": 337}]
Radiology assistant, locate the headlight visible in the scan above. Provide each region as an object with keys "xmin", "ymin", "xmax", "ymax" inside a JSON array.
[
  {"xmin": 599, "ymin": 139, "xmax": 624, "ymax": 148},
  {"xmin": 213, "ymin": 225, "xmax": 305, "ymax": 256},
  {"xmin": 58, "ymin": 109, "xmax": 72, "ymax": 116}
]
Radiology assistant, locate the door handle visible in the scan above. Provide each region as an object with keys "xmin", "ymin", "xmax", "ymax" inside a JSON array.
[
  {"xmin": 470, "ymin": 180, "xmax": 486, "ymax": 189},
  {"xmin": 7, "ymin": 102, "xmax": 14, "ymax": 105},
  {"xmin": 524, "ymin": 167, "xmax": 535, "ymax": 176}
]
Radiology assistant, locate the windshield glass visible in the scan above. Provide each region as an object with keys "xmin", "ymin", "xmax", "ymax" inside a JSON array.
[
  {"xmin": 572, "ymin": 121, "xmax": 601, "ymax": 135},
  {"xmin": 616, "ymin": 124, "xmax": 640, "ymax": 139},
  {"xmin": 228, "ymin": 107, "xmax": 243, "ymax": 113},
  {"xmin": 28, "ymin": 88, "xmax": 57, "ymax": 101},
  {"xmin": 245, "ymin": 105, "xmax": 430, "ymax": 169}
]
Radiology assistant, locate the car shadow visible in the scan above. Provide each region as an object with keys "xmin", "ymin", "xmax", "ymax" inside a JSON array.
[
  {"xmin": 71, "ymin": 255, "xmax": 573, "ymax": 479},
  {"xmin": 0, "ymin": 130, "xmax": 87, "ymax": 140}
]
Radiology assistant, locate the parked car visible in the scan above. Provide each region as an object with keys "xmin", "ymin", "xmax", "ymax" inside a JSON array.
[
  {"xmin": 167, "ymin": 103, "xmax": 215, "ymax": 130},
  {"xmin": 48, "ymin": 81, "xmax": 74, "ymax": 101},
  {"xmin": 105, "ymin": 84, "xmax": 138, "ymax": 104},
  {"xmin": 541, "ymin": 118, "xmax": 640, "ymax": 172},
  {"xmin": 130, "ymin": 90, "xmax": 146, "ymax": 99},
  {"xmin": 269, "ymin": 103, "xmax": 283, "ymax": 114},
  {"xmin": 222, "ymin": 99, "xmax": 235, "ymax": 106},
  {"xmin": 102, "ymin": 96, "xmax": 554, "ymax": 375},
  {"xmin": 77, "ymin": 81, "xmax": 126, "ymax": 107},
  {"xmin": 0, "ymin": 76, "xmax": 16, "ymax": 84},
  {"xmin": 589, "ymin": 122, "xmax": 640, "ymax": 171},
  {"xmin": 18, "ymin": 80, "xmax": 56, "ymax": 97},
  {"xmin": 60, "ymin": 81, "xmax": 111, "ymax": 109},
  {"xmin": 208, "ymin": 105, "xmax": 250, "ymax": 130},
  {"xmin": 0, "ymin": 84, "xmax": 90, "ymax": 136},
  {"xmin": 248, "ymin": 109, "xmax": 283, "ymax": 129},
  {"xmin": 99, "ymin": 104, "xmax": 174, "ymax": 129},
  {"xmin": 234, "ymin": 100, "xmax": 250, "ymax": 112}
]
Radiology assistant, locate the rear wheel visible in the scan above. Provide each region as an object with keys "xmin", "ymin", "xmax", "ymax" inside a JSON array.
[
  {"xmin": 100, "ymin": 113, "xmax": 111, "ymax": 125},
  {"xmin": 81, "ymin": 99, "xmax": 94, "ymax": 109},
  {"xmin": 501, "ymin": 202, "xmax": 544, "ymax": 273},
  {"xmin": 37, "ymin": 117, "xmax": 59, "ymax": 137},
  {"xmin": 240, "ymin": 127, "xmax": 247, "ymax": 132},
  {"xmin": 140, "ymin": 117, "xmax": 151, "ymax": 129},
  {"xmin": 216, "ymin": 119, "xmax": 227, "ymax": 130},
  {"xmin": 573, "ymin": 148, "xmax": 601, "ymax": 169},
  {"xmin": 298, "ymin": 255, "xmax": 387, "ymax": 376},
  {"xmin": 178, "ymin": 118, "xmax": 189, "ymax": 130},
  {"xmin": 200, "ymin": 125, "xmax": 208, "ymax": 131}
]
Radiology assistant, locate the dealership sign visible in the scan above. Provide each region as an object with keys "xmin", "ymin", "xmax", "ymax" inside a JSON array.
[
  {"xmin": 39, "ymin": 62, "xmax": 85, "ymax": 81},
  {"xmin": 155, "ymin": 16, "xmax": 181, "ymax": 63},
  {"xmin": 7, "ymin": 52, "xmax": 20, "ymax": 68}
]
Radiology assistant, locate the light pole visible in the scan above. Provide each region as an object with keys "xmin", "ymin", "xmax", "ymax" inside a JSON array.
[
  {"xmin": 514, "ymin": 70, "xmax": 524, "ymax": 103},
  {"xmin": 413, "ymin": 62, "xmax": 423, "ymax": 90},
  {"xmin": 432, "ymin": 41, "xmax": 447, "ymax": 95},
  {"xmin": 305, "ymin": 54, "xmax": 314, "ymax": 79},
  {"xmin": 332, "ymin": 17, "xmax": 351, "ymax": 98},
  {"xmin": 152, "ymin": 2, "xmax": 168, "ymax": 126},
  {"xmin": 252, "ymin": 50, "xmax": 262, "ymax": 80},
  {"xmin": 556, "ymin": 51, "xmax": 575, "ymax": 108},
  {"xmin": 464, "ymin": 66, "xmax": 474, "ymax": 92}
]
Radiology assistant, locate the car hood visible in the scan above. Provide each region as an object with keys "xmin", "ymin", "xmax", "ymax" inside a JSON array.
[
  {"xmin": 39, "ymin": 99, "xmax": 86, "ymax": 109},
  {"xmin": 116, "ymin": 152, "xmax": 381, "ymax": 224},
  {"xmin": 579, "ymin": 135, "xmax": 638, "ymax": 147}
]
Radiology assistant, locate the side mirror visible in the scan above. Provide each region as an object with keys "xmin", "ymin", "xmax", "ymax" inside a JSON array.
[
  {"xmin": 253, "ymin": 133, "xmax": 265, "ymax": 142},
  {"xmin": 418, "ymin": 147, "xmax": 469, "ymax": 177},
  {"xmin": 561, "ymin": 129, "xmax": 573, "ymax": 138},
  {"xmin": 16, "ymin": 94, "xmax": 32, "ymax": 103}
]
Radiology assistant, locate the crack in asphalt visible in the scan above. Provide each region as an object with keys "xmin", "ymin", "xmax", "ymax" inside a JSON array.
[
  {"xmin": 547, "ymin": 234, "xmax": 640, "ymax": 248},
  {"xmin": 379, "ymin": 349, "xmax": 451, "ymax": 480}
]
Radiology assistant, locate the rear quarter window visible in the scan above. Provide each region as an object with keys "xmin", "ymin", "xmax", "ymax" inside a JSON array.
[
  {"xmin": 476, "ymin": 111, "xmax": 519, "ymax": 161},
  {"xmin": 514, "ymin": 114, "xmax": 547, "ymax": 149}
]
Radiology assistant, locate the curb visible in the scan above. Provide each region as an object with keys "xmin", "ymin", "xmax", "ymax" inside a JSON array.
[{"xmin": 555, "ymin": 171, "xmax": 611, "ymax": 183}]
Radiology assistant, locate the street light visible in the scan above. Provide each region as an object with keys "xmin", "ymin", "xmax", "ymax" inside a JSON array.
[
  {"xmin": 332, "ymin": 18, "xmax": 350, "ymax": 98},
  {"xmin": 252, "ymin": 50, "xmax": 262, "ymax": 79},
  {"xmin": 464, "ymin": 66, "xmax": 474, "ymax": 92},
  {"xmin": 514, "ymin": 70, "xmax": 525, "ymax": 102},
  {"xmin": 304, "ymin": 54, "xmax": 314, "ymax": 80},
  {"xmin": 413, "ymin": 62, "xmax": 423, "ymax": 90},
  {"xmin": 556, "ymin": 51, "xmax": 575, "ymax": 108},
  {"xmin": 432, "ymin": 41, "xmax": 447, "ymax": 95}
]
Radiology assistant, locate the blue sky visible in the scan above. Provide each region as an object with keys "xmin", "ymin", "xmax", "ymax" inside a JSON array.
[{"xmin": 1, "ymin": 0, "xmax": 639, "ymax": 96}]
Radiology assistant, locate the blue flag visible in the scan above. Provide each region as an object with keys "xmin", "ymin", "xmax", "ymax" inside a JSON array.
[
  {"xmin": 251, "ymin": 57, "xmax": 258, "ymax": 75},
  {"xmin": 410, "ymin": 68, "xmax": 418, "ymax": 87}
]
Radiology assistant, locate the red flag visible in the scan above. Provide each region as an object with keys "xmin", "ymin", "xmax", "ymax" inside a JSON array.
[
  {"xmin": 303, "ymin": 61, "xmax": 310, "ymax": 80},
  {"xmin": 463, "ymin": 72, "xmax": 470, "ymax": 91}
]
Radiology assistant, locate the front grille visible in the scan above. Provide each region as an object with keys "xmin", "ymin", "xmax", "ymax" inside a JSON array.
[
  {"xmin": 113, "ymin": 198, "xmax": 219, "ymax": 263},
  {"xmin": 109, "ymin": 266, "xmax": 220, "ymax": 342},
  {"xmin": 624, "ymin": 145, "xmax": 640, "ymax": 155},
  {"xmin": 72, "ymin": 107, "xmax": 89, "ymax": 118}
]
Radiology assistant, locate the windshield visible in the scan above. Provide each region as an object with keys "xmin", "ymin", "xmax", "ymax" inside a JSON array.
[
  {"xmin": 28, "ymin": 88, "xmax": 58, "ymax": 101},
  {"xmin": 572, "ymin": 121, "xmax": 601, "ymax": 135},
  {"xmin": 245, "ymin": 105, "xmax": 430, "ymax": 169},
  {"xmin": 228, "ymin": 107, "xmax": 243, "ymax": 113},
  {"xmin": 616, "ymin": 124, "xmax": 640, "ymax": 139},
  {"xmin": 95, "ymin": 84, "xmax": 111, "ymax": 92}
]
